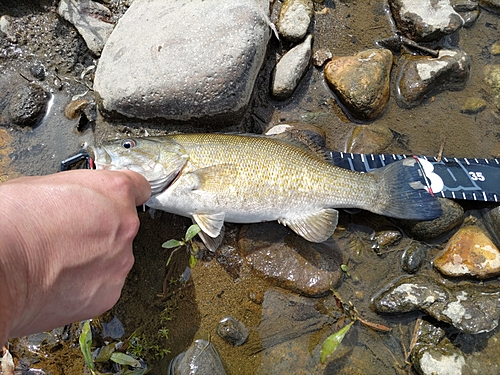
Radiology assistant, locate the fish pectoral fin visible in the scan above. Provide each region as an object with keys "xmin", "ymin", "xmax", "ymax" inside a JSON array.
[
  {"xmin": 193, "ymin": 212, "xmax": 225, "ymax": 238},
  {"xmin": 279, "ymin": 208, "xmax": 339, "ymax": 243},
  {"xmin": 197, "ymin": 226, "xmax": 225, "ymax": 252}
]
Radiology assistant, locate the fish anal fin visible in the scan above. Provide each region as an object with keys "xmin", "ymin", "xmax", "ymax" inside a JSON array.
[
  {"xmin": 279, "ymin": 208, "xmax": 339, "ymax": 243},
  {"xmin": 193, "ymin": 212, "xmax": 225, "ymax": 238}
]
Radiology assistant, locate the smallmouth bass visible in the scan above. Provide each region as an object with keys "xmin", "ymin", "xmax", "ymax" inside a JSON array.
[{"xmin": 87, "ymin": 133, "xmax": 441, "ymax": 250}]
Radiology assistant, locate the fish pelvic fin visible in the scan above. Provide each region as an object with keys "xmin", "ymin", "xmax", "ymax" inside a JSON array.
[
  {"xmin": 369, "ymin": 159, "xmax": 442, "ymax": 220},
  {"xmin": 279, "ymin": 208, "xmax": 339, "ymax": 243},
  {"xmin": 193, "ymin": 212, "xmax": 225, "ymax": 238},
  {"xmin": 197, "ymin": 225, "xmax": 225, "ymax": 252}
]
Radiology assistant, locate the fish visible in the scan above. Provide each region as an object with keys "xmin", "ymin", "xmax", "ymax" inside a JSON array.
[{"xmin": 87, "ymin": 133, "xmax": 442, "ymax": 251}]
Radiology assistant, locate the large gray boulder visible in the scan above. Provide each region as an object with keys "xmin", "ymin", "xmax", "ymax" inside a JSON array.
[{"xmin": 94, "ymin": 0, "xmax": 271, "ymax": 124}]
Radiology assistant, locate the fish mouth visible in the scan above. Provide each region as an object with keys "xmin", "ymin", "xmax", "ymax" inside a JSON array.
[{"xmin": 86, "ymin": 146, "xmax": 113, "ymax": 170}]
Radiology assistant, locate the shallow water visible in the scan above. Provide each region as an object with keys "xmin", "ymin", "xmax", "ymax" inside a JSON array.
[{"xmin": 1, "ymin": 1, "xmax": 500, "ymax": 374}]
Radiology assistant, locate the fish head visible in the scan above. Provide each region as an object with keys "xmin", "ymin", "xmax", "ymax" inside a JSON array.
[{"xmin": 87, "ymin": 137, "xmax": 189, "ymax": 194}]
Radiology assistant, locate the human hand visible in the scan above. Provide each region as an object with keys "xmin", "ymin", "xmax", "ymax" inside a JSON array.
[{"xmin": 0, "ymin": 170, "xmax": 151, "ymax": 342}]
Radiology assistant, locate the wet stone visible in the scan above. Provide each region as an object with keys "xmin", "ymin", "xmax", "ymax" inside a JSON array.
[
  {"xmin": 396, "ymin": 198, "xmax": 464, "ymax": 240},
  {"xmin": 57, "ymin": 0, "xmax": 114, "ymax": 56},
  {"xmin": 168, "ymin": 339, "xmax": 227, "ymax": 375},
  {"xmin": 238, "ymin": 222, "xmax": 343, "ymax": 297},
  {"xmin": 479, "ymin": 0, "xmax": 500, "ymax": 13},
  {"xmin": 7, "ymin": 83, "xmax": 47, "ymax": 127},
  {"xmin": 389, "ymin": 0, "xmax": 464, "ymax": 42},
  {"xmin": 217, "ymin": 316, "xmax": 249, "ymax": 346},
  {"xmin": 481, "ymin": 205, "xmax": 500, "ymax": 248},
  {"xmin": 346, "ymin": 124, "xmax": 394, "ymax": 154},
  {"xmin": 434, "ymin": 225, "xmax": 500, "ymax": 279},
  {"xmin": 371, "ymin": 275, "xmax": 500, "ymax": 334},
  {"xmin": 271, "ymin": 34, "xmax": 312, "ymax": 100},
  {"xmin": 396, "ymin": 49, "xmax": 471, "ymax": 108},
  {"xmin": 401, "ymin": 242, "xmax": 429, "ymax": 274},
  {"xmin": 411, "ymin": 319, "xmax": 466, "ymax": 375},
  {"xmin": 324, "ymin": 48, "xmax": 393, "ymax": 121},
  {"xmin": 461, "ymin": 97, "xmax": 487, "ymax": 114},
  {"xmin": 278, "ymin": 0, "xmax": 314, "ymax": 42},
  {"xmin": 484, "ymin": 64, "xmax": 500, "ymax": 110}
]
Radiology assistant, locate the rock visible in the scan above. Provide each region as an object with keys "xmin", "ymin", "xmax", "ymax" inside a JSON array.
[
  {"xmin": 265, "ymin": 122, "xmax": 327, "ymax": 148},
  {"xmin": 238, "ymin": 222, "xmax": 343, "ymax": 297},
  {"xmin": 401, "ymin": 242, "xmax": 429, "ymax": 274},
  {"xmin": 7, "ymin": 83, "xmax": 47, "ymax": 126},
  {"xmin": 94, "ymin": 0, "xmax": 271, "ymax": 124},
  {"xmin": 389, "ymin": 0, "xmax": 464, "ymax": 42},
  {"xmin": 278, "ymin": 0, "xmax": 314, "ymax": 42},
  {"xmin": 460, "ymin": 97, "xmax": 487, "ymax": 114},
  {"xmin": 57, "ymin": 0, "xmax": 114, "ymax": 56},
  {"xmin": 479, "ymin": 0, "xmax": 500, "ymax": 13},
  {"xmin": 312, "ymin": 49, "xmax": 332, "ymax": 67},
  {"xmin": 371, "ymin": 275, "xmax": 500, "ymax": 334},
  {"xmin": 396, "ymin": 198, "xmax": 464, "ymax": 240},
  {"xmin": 346, "ymin": 124, "xmax": 394, "ymax": 154},
  {"xmin": 396, "ymin": 49, "xmax": 471, "ymax": 108},
  {"xmin": 324, "ymin": 48, "xmax": 393, "ymax": 121},
  {"xmin": 271, "ymin": 34, "xmax": 312, "ymax": 100},
  {"xmin": 411, "ymin": 319, "xmax": 466, "ymax": 375},
  {"xmin": 481, "ymin": 205, "xmax": 500, "ymax": 248},
  {"xmin": 372, "ymin": 227, "xmax": 403, "ymax": 252},
  {"xmin": 255, "ymin": 288, "xmax": 334, "ymax": 350},
  {"xmin": 217, "ymin": 316, "xmax": 249, "ymax": 346},
  {"xmin": 484, "ymin": 64, "xmax": 500, "ymax": 110},
  {"xmin": 491, "ymin": 41, "xmax": 500, "ymax": 55},
  {"xmin": 64, "ymin": 99, "xmax": 88, "ymax": 120},
  {"xmin": 434, "ymin": 225, "xmax": 500, "ymax": 279},
  {"xmin": 168, "ymin": 339, "xmax": 227, "ymax": 375}
]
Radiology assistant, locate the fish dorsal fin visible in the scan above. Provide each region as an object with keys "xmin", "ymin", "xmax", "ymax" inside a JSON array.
[
  {"xmin": 193, "ymin": 212, "xmax": 225, "ymax": 238},
  {"xmin": 279, "ymin": 208, "xmax": 339, "ymax": 243},
  {"xmin": 264, "ymin": 127, "xmax": 332, "ymax": 163},
  {"xmin": 197, "ymin": 225, "xmax": 225, "ymax": 252}
]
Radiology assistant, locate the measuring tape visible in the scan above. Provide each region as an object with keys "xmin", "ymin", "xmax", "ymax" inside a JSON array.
[{"xmin": 330, "ymin": 152, "xmax": 500, "ymax": 203}]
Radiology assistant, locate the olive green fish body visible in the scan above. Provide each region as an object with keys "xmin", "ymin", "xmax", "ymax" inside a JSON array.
[{"xmin": 88, "ymin": 133, "xmax": 441, "ymax": 250}]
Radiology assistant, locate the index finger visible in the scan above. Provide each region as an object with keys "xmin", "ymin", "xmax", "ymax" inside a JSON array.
[{"xmin": 119, "ymin": 170, "xmax": 152, "ymax": 206}]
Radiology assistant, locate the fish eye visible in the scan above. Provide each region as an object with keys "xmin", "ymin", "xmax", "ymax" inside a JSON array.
[{"xmin": 121, "ymin": 139, "xmax": 136, "ymax": 149}]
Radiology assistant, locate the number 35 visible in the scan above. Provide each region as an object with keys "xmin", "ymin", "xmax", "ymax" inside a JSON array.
[{"xmin": 469, "ymin": 171, "xmax": 485, "ymax": 181}]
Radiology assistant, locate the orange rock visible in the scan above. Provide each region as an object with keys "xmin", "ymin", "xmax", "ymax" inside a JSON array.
[{"xmin": 434, "ymin": 225, "xmax": 500, "ymax": 279}]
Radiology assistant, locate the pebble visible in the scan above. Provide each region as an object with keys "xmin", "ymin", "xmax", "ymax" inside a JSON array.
[
  {"xmin": 64, "ymin": 99, "xmax": 88, "ymax": 120},
  {"xmin": 346, "ymin": 124, "xmax": 394, "ymax": 154},
  {"xmin": 324, "ymin": 48, "xmax": 393, "ymax": 121},
  {"xmin": 371, "ymin": 274, "xmax": 500, "ymax": 334},
  {"xmin": 94, "ymin": 0, "xmax": 271, "ymax": 124},
  {"xmin": 57, "ymin": 0, "xmax": 114, "ymax": 56},
  {"xmin": 271, "ymin": 34, "xmax": 312, "ymax": 100},
  {"xmin": 411, "ymin": 319, "xmax": 466, "ymax": 375},
  {"xmin": 396, "ymin": 198, "xmax": 464, "ymax": 240},
  {"xmin": 168, "ymin": 339, "xmax": 227, "ymax": 375},
  {"xmin": 434, "ymin": 225, "xmax": 500, "ymax": 279},
  {"xmin": 217, "ymin": 316, "xmax": 249, "ymax": 346},
  {"xmin": 238, "ymin": 222, "xmax": 344, "ymax": 297},
  {"xmin": 460, "ymin": 97, "xmax": 487, "ymax": 114},
  {"xmin": 491, "ymin": 41, "xmax": 500, "ymax": 55},
  {"xmin": 7, "ymin": 83, "xmax": 47, "ymax": 127},
  {"xmin": 389, "ymin": 0, "xmax": 464, "ymax": 42},
  {"xmin": 484, "ymin": 64, "xmax": 500, "ymax": 110},
  {"xmin": 278, "ymin": 0, "xmax": 314, "ymax": 42},
  {"xmin": 479, "ymin": 0, "xmax": 500, "ymax": 13},
  {"xmin": 401, "ymin": 242, "xmax": 429, "ymax": 273},
  {"xmin": 395, "ymin": 49, "xmax": 471, "ymax": 108}
]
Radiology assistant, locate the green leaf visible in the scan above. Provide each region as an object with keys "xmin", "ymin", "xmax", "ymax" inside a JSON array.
[
  {"xmin": 110, "ymin": 352, "xmax": 141, "ymax": 367},
  {"xmin": 185, "ymin": 224, "xmax": 201, "ymax": 241},
  {"xmin": 188, "ymin": 254, "xmax": 198, "ymax": 268},
  {"xmin": 79, "ymin": 320, "xmax": 95, "ymax": 370},
  {"xmin": 162, "ymin": 239, "xmax": 183, "ymax": 249},
  {"xmin": 320, "ymin": 321, "xmax": 354, "ymax": 364},
  {"xmin": 95, "ymin": 342, "xmax": 116, "ymax": 363}
]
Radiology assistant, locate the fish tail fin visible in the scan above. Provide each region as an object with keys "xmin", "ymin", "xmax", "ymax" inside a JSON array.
[{"xmin": 368, "ymin": 158, "xmax": 442, "ymax": 220}]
